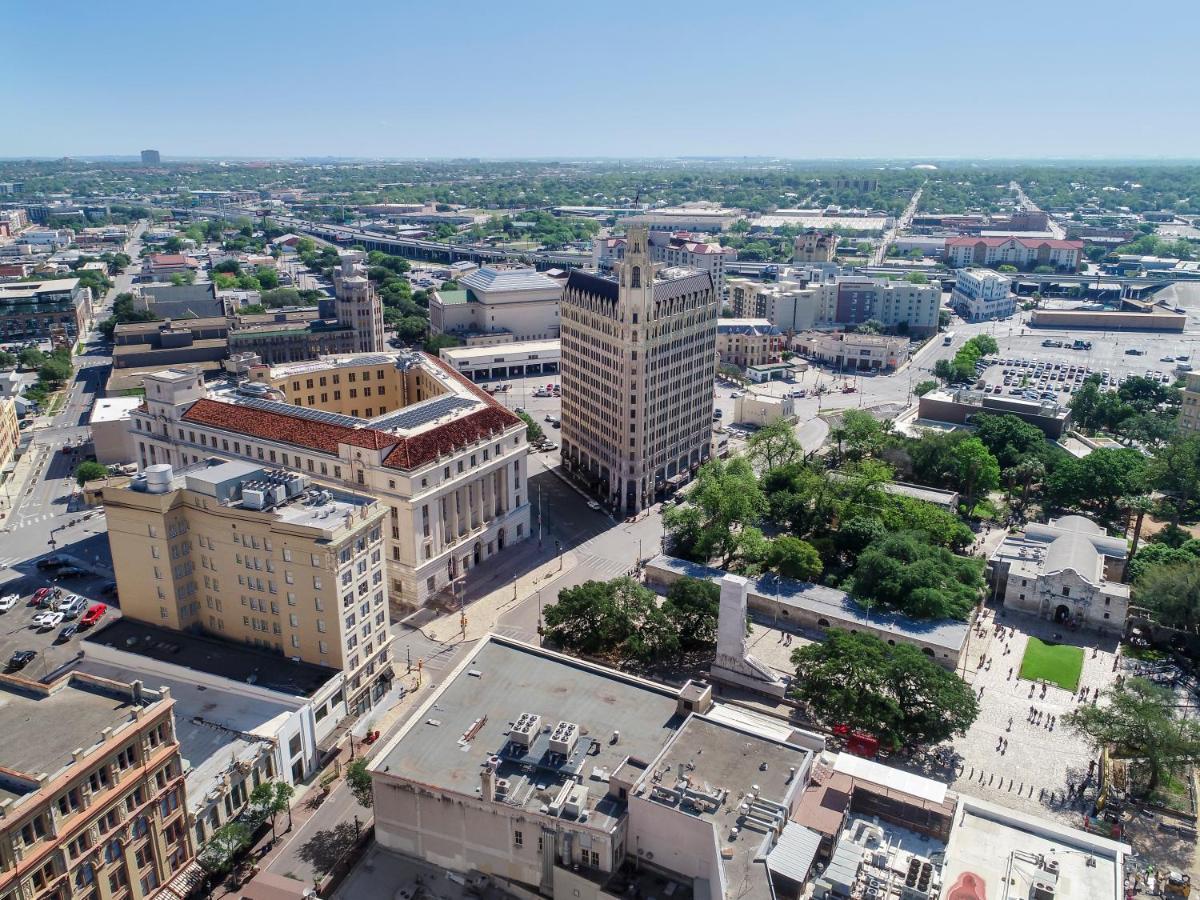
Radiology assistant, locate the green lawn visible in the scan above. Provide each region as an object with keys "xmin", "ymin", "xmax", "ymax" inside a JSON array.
[{"xmin": 1019, "ymin": 637, "xmax": 1084, "ymax": 692}]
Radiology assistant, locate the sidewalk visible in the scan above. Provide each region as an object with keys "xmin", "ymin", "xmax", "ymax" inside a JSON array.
[{"xmin": 0, "ymin": 441, "xmax": 49, "ymax": 522}]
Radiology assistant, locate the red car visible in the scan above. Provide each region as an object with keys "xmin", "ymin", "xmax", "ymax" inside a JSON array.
[
  {"xmin": 80, "ymin": 603, "xmax": 107, "ymax": 627},
  {"xmin": 30, "ymin": 587, "xmax": 50, "ymax": 606}
]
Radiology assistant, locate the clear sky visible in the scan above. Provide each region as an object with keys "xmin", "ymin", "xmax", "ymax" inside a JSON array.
[{"xmin": 7, "ymin": 0, "xmax": 1197, "ymax": 160}]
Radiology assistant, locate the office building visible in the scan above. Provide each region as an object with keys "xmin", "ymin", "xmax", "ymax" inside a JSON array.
[
  {"xmin": 90, "ymin": 397, "xmax": 142, "ymax": 465},
  {"xmin": 594, "ymin": 233, "xmax": 736, "ymax": 293},
  {"xmin": 989, "ymin": 515, "xmax": 1130, "ymax": 633},
  {"xmin": 951, "ymin": 268, "xmax": 1016, "ymax": 321},
  {"xmin": 96, "ymin": 458, "xmax": 393, "ymax": 714},
  {"xmin": 140, "ymin": 149, "xmax": 161, "ymax": 166},
  {"xmin": 792, "ymin": 229, "xmax": 839, "ymax": 263},
  {"xmin": 331, "ymin": 251, "xmax": 385, "ymax": 353},
  {"xmin": 1179, "ymin": 371, "xmax": 1200, "ymax": 434},
  {"xmin": 429, "ymin": 266, "xmax": 564, "ymax": 342},
  {"xmin": 127, "ymin": 352, "xmax": 530, "ymax": 611},
  {"xmin": 0, "ymin": 396, "xmax": 18, "ymax": 473},
  {"xmin": 0, "ymin": 277, "xmax": 91, "ymax": 347},
  {"xmin": 560, "ymin": 227, "xmax": 718, "ymax": 513},
  {"xmin": 828, "ymin": 277, "xmax": 942, "ymax": 335},
  {"xmin": 0, "ymin": 671, "xmax": 193, "ymax": 900},
  {"xmin": 792, "ymin": 331, "xmax": 908, "ymax": 371},
  {"xmin": 728, "ymin": 276, "xmax": 826, "ymax": 333},
  {"xmin": 918, "ymin": 387, "xmax": 1072, "ymax": 438},
  {"xmin": 944, "ymin": 236, "xmax": 1083, "ymax": 272},
  {"xmin": 716, "ymin": 318, "xmax": 782, "ymax": 369}
]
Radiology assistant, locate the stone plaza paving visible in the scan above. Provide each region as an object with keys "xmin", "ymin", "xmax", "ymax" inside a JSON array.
[{"xmin": 941, "ymin": 605, "xmax": 1121, "ymax": 822}]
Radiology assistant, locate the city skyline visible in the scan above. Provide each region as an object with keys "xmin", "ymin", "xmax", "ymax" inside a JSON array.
[{"xmin": 7, "ymin": 0, "xmax": 1197, "ymax": 159}]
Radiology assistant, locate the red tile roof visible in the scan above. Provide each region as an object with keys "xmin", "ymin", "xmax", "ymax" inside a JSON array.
[
  {"xmin": 148, "ymin": 253, "xmax": 199, "ymax": 267},
  {"xmin": 945, "ymin": 236, "xmax": 1082, "ymax": 250},
  {"xmin": 179, "ymin": 355, "xmax": 524, "ymax": 472}
]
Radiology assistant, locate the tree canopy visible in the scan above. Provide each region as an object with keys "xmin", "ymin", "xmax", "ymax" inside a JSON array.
[
  {"xmin": 850, "ymin": 531, "xmax": 984, "ymax": 620},
  {"xmin": 790, "ymin": 630, "xmax": 979, "ymax": 748}
]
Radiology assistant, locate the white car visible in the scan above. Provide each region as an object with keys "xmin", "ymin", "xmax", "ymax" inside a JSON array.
[
  {"xmin": 586, "ymin": 500, "xmax": 602, "ymax": 511},
  {"xmin": 55, "ymin": 593, "xmax": 80, "ymax": 612},
  {"xmin": 33, "ymin": 612, "xmax": 64, "ymax": 630},
  {"xmin": 0, "ymin": 595, "xmax": 18, "ymax": 612}
]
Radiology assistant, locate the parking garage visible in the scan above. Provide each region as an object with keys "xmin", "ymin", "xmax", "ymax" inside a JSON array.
[{"xmin": 437, "ymin": 339, "xmax": 560, "ymax": 382}]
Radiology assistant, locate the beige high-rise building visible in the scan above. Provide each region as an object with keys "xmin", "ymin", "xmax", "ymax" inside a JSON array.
[
  {"xmin": 98, "ymin": 458, "xmax": 392, "ymax": 714},
  {"xmin": 1181, "ymin": 372, "xmax": 1200, "ymax": 434},
  {"xmin": 0, "ymin": 671, "xmax": 193, "ymax": 900},
  {"xmin": 332, "ymin": 251, "xmax": 385, "ymax": 353},
  {"xmin": 560, "ymin": 226, "xmax": 717, "ymax": 514},
  {"xmin": 127, "ymin": 352, "xmax": 530, "ymax": 613},
  {"xmin": 792, "ymin": 228, "xmax": 839, "ymax": 263}
]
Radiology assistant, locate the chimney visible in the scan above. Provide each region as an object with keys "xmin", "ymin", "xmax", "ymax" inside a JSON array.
[{"xmin": 481, "ymin": 763, "xmax": 495, "ymax": 802}]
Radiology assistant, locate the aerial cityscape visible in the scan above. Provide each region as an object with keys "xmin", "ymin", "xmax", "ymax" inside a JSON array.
[{"xmin": 3, "ymin": 3, "xmax": 1200, "ymax": 900}]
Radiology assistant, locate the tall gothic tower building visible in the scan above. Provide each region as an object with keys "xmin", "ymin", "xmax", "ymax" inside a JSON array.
[{"xmin": 560, "ymin": 226, "xmax": 718, "ymax": 514}]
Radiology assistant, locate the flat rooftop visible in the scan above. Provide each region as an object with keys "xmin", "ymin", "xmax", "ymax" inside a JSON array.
[
  {"xmin": 90, "ymin": 395, "xmax": 143, "ymax": 424},
  {"xmin": 943, "ymin": 796, "xmax": 1127, "ymax": 900},
  {"xmin": 0, "ymin": 675, "xmax": 145, "ymax": 800},
  {"xmin": 440, "ymin": 339, "xmax": 560, "ymax": 364},
  {"xmin": 83, "ymin": 618, "xmax": 338, "ymax": 698},
  {"xmin": 373, "ymin": 638, "xmax": 685, "ymax": 830}
]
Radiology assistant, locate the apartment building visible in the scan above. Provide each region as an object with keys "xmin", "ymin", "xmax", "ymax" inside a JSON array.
[
  {"xmin": 0, "ymin": 278, "xmax": 91, "ymax": 347},
  {"xmin": 140, "ymin": 150, "xmax": 161, "ymax": 166},
  {"xmin": 127, "ymin": 352, "xmax": 530, "ymax": 612},
  {"xmin": 0, "ymin": 672, "xmax": 192, "ymax": 900},
  {"xmin": 716, "ymin": 319, "xmax": 782, "ymax": 369},
  {"xmin": 728, "ymin": 274, "xmax": 940, "ymax": 336},
  {"xmin": 429, "ymin": 266, "xmax": 564, "ymax": 342},
  {"xmin": 945, "ymin": 236, "xmax": 1083, "ymax": 272},
  {"xmin": 728, "ymin": 276, "xmax": 825, "ymax": 332},
  {"xmin": 950, "ymin": 268, "xmax": 1015, "ymax": 321},
  {"xmin": 1180, "ymin": 371, "xmax": 1200, "ymax": 434},
  {"xmin": 560, "ymin": 227, "xmax": 718, "ymax": 513},
  {"xmin": 330, "ymin": 251, "xmax": 385, "ymax": 353},
  {"xmin": 792, "ymin": 228, "xmax": 839, "ymax": 263},
  {"xmin": 97, "ymin": 458, "xmax": 391, "ymax": 714}
]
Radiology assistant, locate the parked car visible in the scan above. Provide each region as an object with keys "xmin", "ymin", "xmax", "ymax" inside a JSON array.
[
  {"xmin": 55, "ymin": 594, "xmax": 80, "ymax": 612},
  {"xmin": 6, "ymin": 650, "xmax": 36, "ymax": 671},
  {"xmin": 586, "ymin": 500, "xmax": 602, "ymax": 511},
  {"xmin": 36, "ymin": 556, "xmax": 70, "ymax": 570},
  {"xmin": 55, "ymin": 566, "xmax": 86, "ymax": 578},
  {"xmin": 63, "ymin": 597, "xmax": 88, "ymax": 619},
  {"xmin": 81, "ymin": 603, "xmax": 108, "ymax": 627},
  {"xmin": 0, "ymin": 594, "xmax": 17, "ymax": 612},
  {"xmin": 29, "ymin": 587, "xmax": 50, "ymax": 606},
  {"xmin": 33, "ymin": 612, "xmax": 64, "ymax": 630},
  {"xmin": 56, "ymin": 624, "xmax": 78, "ymax": 643}
]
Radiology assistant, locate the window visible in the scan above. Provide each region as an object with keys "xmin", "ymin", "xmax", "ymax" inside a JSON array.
[
  {"xmin": 513, "ymin": 829, "xmax": 524, "ymax": 846},
  {"xmin": 289, "ymin": 734, "xmax": 303, "ymax": 757}
]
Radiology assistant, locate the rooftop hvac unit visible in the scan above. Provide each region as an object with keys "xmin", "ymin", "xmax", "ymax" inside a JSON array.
[
  {"xmin": 286, "ymin": 473, "xmax": 309, "ymax": 497},
  {"xmin": 1030, "ymin": 878, "xmax": 1057, "ymax": 900},
  {"xmin": 243, "ymin": 487, "xmax": 268, "ymax": 510},
  {"xmin": 510, "ymin": 712, "xmax": 541, "ymax": 748},
  {"xmin": 266, "ymin": 483, "xmax": 287, "ymax": 506},
  {"xmin": 549, "ymin": 721, "xmax": 580, "ymax": 756}
]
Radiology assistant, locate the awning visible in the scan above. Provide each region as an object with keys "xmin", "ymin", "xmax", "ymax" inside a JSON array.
[{"xmin": 766, "ymin": 822, "xmax": 821, "ymax": 885}]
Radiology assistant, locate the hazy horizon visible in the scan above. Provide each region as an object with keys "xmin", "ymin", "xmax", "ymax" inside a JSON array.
[{"xmin": 7, "ymin": 0, "xmax": 1198, "ymax": 159}]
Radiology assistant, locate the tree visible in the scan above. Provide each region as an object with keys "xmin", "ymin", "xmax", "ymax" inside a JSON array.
[
  {"xmin": 1151, "ymin": 433, "xmax": 1200, "ymax": 522},
  {"xmin": 198, "ymin": 821, "xmax": 252, "ymax": 876},
  {"xmin": 1045, "ymin": 448, "xmax": 1148, "ymax": 520},
  {"xmin": 255, "ymin": 266, "xmax": 280, "ymax": 290},
  {"xmin": 1121, "ymin": 495, "xmax": 1153, "ymax": 580},
  {"xmin": 766, "ymin": 536, "xmax": 823, "ymax": 581},
  {"xmin": 346, "ymin": 758, "xmax": 374, "ymax": 809},
  {"xmin": 997, "ymin": 264, "xmax": 1018, "ymax": 273},
  {"xmin": 213, "ymin": 259, "xmax": 241, "ymax": 274},
  {"xmin": 972, "ymin": 413, "xmax": 1047, "ymax": 470},
  {"xmin": 1065, "ymin": 678, "xmax": 1200, "ymax": 795},
  {"xmin": 904, "ymin": 272, "xmax": 928, "ymax": 284},
  {"xmin": 38, "ymin": 356, "xmax": 73, "ymax": 386},
  {"xmin": 790, "ymin": 630, "xmax": 979, "ymax": 749},
  {"xmin": 260, "ymin": 287, "xmax": 302, "ymax": 308},
  {"xmin": 850, "ymin": 531, "xmax": 984, "ymax": 620},
  {"xmin": 1133, "ymin": 559, "xmax": 1200, "ymax": 629},
  {"xmin": 1007, "ymin": 457, "xmax": 1045, "ymax": 508},
  {"xmin": 746, "ymin": 418, "xmax": 802, "ymax": 473},
  {"xmin": 249, "ymin": 780, "xmax": 295, "ymax": 840},
  {"xmin": 840, "ymin": 410, "xmax": 890, "ymax": 462},
  {"xmin": 662, "ymin": 577, "xmax": 719, "ymax": 649},
  {"xmin": 856, "ymin": 318, "xmax": 884, "ymax": 334},
  {"xmin": 517, "ymin": 410, "xmax": 543, "ymax": 445},
  {"xmin": 169, "ymin": 271, "xmax": 196, "ymax": 286},
  {"xmin": 913, "ymin": 380, "xmax": 937, "ymax": 397},
  {"xmin": 663, "ymin": 458, "xmax": 765, "ymax": 567},
  {"xmin": 945, "ymin": 437, "xmax": 1000, "ymax": 511},
  {"xmin": 423, "ymin": 334, "xmax": 459, "ymax": 354},
  {"xmin": 74, "ymin": 461, "xmax": 107, "ymax": 485},
  {"xmin": 18, "ymin": 347, "xmax": 44, "ymax": 370},
  {"xmin": 544, "ymin": 578, "xmax": 677, "ymax": 661},
  {"xmin": 0, "ymin": 351, "xmax": 15, "ymax": 370}
]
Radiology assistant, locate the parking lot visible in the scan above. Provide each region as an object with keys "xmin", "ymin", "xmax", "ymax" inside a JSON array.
[{"xmin": 0, "ymin": 568, "xmax": 117, "ymax": 680}]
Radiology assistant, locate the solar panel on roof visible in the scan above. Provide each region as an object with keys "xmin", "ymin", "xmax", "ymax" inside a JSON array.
[
  {"xmin": 372, "ymin": 395, "xmax": 478, "ymax": 430},
  {"xmin": 234, "ymin": 396, "xmax": 362, "ymax": 428}
]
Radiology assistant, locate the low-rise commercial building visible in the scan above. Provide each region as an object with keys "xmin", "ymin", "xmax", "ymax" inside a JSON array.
[
  {"xmin": 439, "ymin": 339, "xmax": 559, "ymax": 382},
  {"xmin": 430, "ymin": 266, "xmax": 564, "ymax": 342},
  {"xmin": 1029, "ymin": 307, "xmax": 1186, "ymax": 332},
  {"xmin": 734, "ymin": 391, "xmax": 795, "ymax": 426},
  {"xmin": 989, "ymin": 515, "xmax": 1130, "ymax": 633},
  {"xmin": 0, "ymin": 671, "xmax": 193, "ymax": 900},
  {"xmin": 128, "ymin": 352, "xmax": 531, "ymax": 612},
  {"xmin": 80, "ymin": 616, "xmax": 346, "ymax": 844},
  {"xmin": 716, "ymin": 318, "xmax": 782, "ymax": 369},
  {"xmin": 945, "ymin": 236, "xmax": 1083, "ymax": 272},
  {"xmin": 139, "ymin": 254, "xmax": 199, "ymax": 280},
  {"xmin": 621, "ymin": 205, "xmax": 741, "ymax": 233},
  {"xmin": 97, "ymin": 458, "xmax": 393, "ymax": 715},
  {"xmin": 0, "ymin": 277, "xmax": 91, "ymax": 347},
  {"xmin": 792, "ymin": 331, "xmax": 908, "ymax": 370},
  {"xmin": 918, "ymin": 387, "xmax": 1072, "ymax": 438},
  {"xmin": 950, "ymin": 268, "xmax": 1016, "ymax": 321},
  {"xmin": 90, "ymin": 396, "xmax": 142, "ymax": 465}
]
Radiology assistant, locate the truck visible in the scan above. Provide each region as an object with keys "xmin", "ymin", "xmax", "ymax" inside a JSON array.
[{"xmin": 1072, "ymin": 339, "xmax": 1093, "ymax": 350}]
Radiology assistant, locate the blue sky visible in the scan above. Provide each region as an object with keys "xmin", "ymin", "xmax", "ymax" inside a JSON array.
[{"xmin": 6, "ymin": 0, "xmax": 1197, "ymax": 159}]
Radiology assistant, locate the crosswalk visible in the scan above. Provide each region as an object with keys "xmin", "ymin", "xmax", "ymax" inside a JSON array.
[{"xmin": 575, "ymin": 552, "xmax": 639, "ymax": 581}]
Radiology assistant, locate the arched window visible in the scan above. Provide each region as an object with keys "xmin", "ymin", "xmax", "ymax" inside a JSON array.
[{"xmin": 631, "ymin": 267, "xmax": 641, "ymax": 289}]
